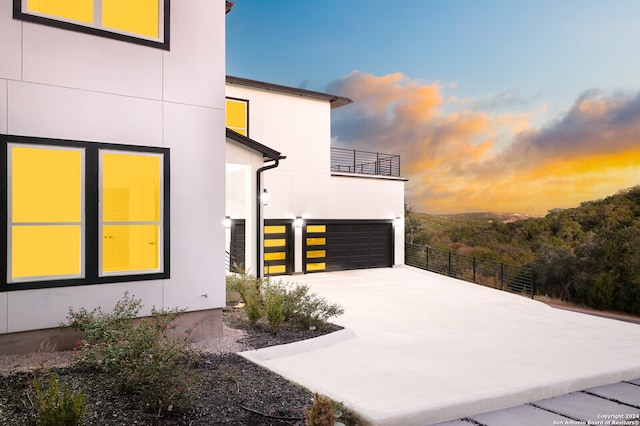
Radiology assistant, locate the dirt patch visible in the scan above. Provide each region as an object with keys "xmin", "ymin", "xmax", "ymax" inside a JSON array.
[{"xmin": 0, "ymin": 308, "xmax": 344, "ymax": 426}]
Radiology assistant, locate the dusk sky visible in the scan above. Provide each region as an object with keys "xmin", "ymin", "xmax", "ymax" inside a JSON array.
[{"xmin": 226, "ymin": 0, "xmax": 640, "ymax": 215}]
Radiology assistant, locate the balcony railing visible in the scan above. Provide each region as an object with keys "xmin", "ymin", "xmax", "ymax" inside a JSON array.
[{"xmin": 331, "ymin": 147, "xmax": 401, "ymax": 177}]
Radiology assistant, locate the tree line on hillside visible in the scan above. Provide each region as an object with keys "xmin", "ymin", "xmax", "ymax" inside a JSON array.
[{"xmin": 406, "ymin": 186, "xmax": 640, "ymax": 315}]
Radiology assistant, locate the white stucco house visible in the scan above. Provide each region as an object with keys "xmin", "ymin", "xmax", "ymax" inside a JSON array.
[
  {"xmin": 0, "ymin": 0, "xmax": 229, "ymax": 353},
  {"xmin": 0, "ymin": 0, "xmax": 405, "ymax": 354},
  {"xmin": 225, "ymin": 76, "xmax": 406, "ymax": 278}
]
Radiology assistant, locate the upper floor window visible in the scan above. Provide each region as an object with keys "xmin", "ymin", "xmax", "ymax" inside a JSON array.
[
  {"xmin": 226, "ymin": 98, "xmax": 248, "ymax": 136},
  {"xmin": 13, "ymin": 0, "xmax": 170, "ymax": 49},
  {"xmin": 1, "ymin": 134, "xmax": 170, "ymax": 291}
]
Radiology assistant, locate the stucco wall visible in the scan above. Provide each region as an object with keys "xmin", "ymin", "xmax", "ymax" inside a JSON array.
[{"xmin": 0, "ymin": 0, "xmax": 226, "ymax": 336}]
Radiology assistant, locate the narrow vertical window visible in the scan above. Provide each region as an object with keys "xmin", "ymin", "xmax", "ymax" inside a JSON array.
[
  {"xmin": 100, "ymin": 151, "xmax": 163, "ymax": 275},
  {"xmin": 8, "ymin": 144, "xmax": 84, "ymax": 282},
  {"xmin": 226, "ymin": 98, "xmax": 249, "ymax": 136}
]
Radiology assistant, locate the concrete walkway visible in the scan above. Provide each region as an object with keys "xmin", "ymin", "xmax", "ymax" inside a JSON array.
[{"xmin": 240, "ymin": 266, "xmax": 640, "ymax": 425}]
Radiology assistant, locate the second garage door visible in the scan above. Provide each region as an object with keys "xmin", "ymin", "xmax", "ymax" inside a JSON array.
[{"xmin": 304, "ymin": 221, "xmax": 393, "ymax": 273}]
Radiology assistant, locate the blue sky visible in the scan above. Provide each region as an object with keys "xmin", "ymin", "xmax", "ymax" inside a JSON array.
[{"xmin": 226, "ymin": 1, "xmax": 640, "ymax": 214}]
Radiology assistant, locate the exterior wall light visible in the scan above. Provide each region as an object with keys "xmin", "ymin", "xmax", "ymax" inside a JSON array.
[
  {"xmin": 295, "ymin": 216, "xmax": 304, "ymax": 228},
  {"xmin": 261, "ymin": 189, "xmax": 269, "ymax": 206},
  {"xmin": 223, "ymin": 216, "xmax": 231, "ymax": 228}
]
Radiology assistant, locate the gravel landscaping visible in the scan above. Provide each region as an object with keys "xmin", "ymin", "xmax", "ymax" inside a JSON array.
[{"xmin": 0, "ymin": 308, "xmax": 345, "ymax": 426}]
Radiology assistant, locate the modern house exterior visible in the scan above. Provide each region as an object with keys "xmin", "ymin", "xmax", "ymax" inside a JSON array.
[
  {"xmin": 0, "ymin": 0, "xmax": 228, "ymax": 353},
  {"xmin": 0, "ymin": 0, "xmax": 405, "ymax": 354},
  {"xmin": 225, "ymin": 76, "xmax": 406, "ymax": 278}
]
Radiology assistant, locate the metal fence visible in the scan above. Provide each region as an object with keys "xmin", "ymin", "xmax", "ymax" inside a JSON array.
[
  {"xmin": 331, "ymin": 147, "xmax": 401, "ymax": 177},
  {"xmin": 406, "ymin": 243, "xmax": 534, "ymax": 298}
]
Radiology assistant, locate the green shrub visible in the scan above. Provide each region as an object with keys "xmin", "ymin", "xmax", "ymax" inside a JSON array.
[
  {"xmin": 64, "ymin": 292, "xmax": 200, "ymax": 415},
  {"xmin": 282, "ymin": 283, "xmax": 345, "ymax": 330},
  {"xmin": 34, "ymin": 374, "xmax": 86, "ymax": 426},
  {"xmin": 305, "ymin": 393, "xmax": 336, "ymax": 426},
  {"xmin": 245, "ymin": 293, "xmax": 263, "ymax": 326},
  {"xmin": 226, "ymin": 273, "xmax": 260, "ymax": 304},
  {"xmin": 263, "ymin": 282, "xmax": 285, "ymax": 333},
  {"xmin": 229, "ymin": 273, "xmax": 345, "ymax": 332}
]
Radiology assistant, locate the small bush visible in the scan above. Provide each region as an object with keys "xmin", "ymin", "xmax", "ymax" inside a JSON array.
[
  {"xmin": 226, "ymin": 273, "xmax": 260, "ymax": 304},
  {"xmin": 64, "ymin": 292, "xmax": 200, "ymax": 415},
  {"xmin": 245, "ymin": 293, "xmax": 263, "ymax": 326},
  {"xmin": 34, "ymin": 374, "xmax": 86, "ymax": 426},
  {"xmin": 229, "ymin": 273, "xmax": 345, "ymax": 332},
  {"xmin": 284, "ymin": 283, "xmax": 345, "ymax": 330},
  {"xmin": 305, "ymin": 393, "xmax": 336, "ymax": 426},
  {"xmin": 263, "ymin": 282, "xmax": 285, "ymax": 333}
]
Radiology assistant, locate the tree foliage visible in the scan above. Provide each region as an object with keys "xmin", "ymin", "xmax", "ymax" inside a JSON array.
[{"xmin": 407, "ymin": 186, "xmax": 640, "ymax": 315}]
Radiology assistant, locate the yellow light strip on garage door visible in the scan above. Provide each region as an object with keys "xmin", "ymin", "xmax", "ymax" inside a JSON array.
[
  {"xmin": 264, "ymin": 238, "xmax": 286, "ymax": 247},
  {"xmin": 306, "ymin": 262, "xmax": 326, "ymax": 271},
  {"xmin": 306, "ymin": 237, "xmax": 326, "ymax": 245},
  {"xmin": 264, "ymin": 252, "xmax": 286, "ymax": 261},
  {"xmin": 264, "ymin": 264, "xmax": 287, "ymax": 274},
  {"xmin": 306, "ymin": 225, "xmax": 326, "ymax": 233},
  {"xmin": 306, "ymin": 250, "xmax": 326, "ymax": 259},
  {"xmin": 265, "ymin": 225, "xmax": 286, "ymax": 234}
]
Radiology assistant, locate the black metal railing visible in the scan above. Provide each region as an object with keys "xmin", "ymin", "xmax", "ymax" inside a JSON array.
[
  {"xmin": 406, "ymin": 243, "xmax": 534, "ymax": 298},
  {"xmin": 331, "ymin": 147, "xmax": 401, "ymax": 177}
]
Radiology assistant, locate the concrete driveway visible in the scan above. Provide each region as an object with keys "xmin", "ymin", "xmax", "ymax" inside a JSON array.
[{"xmin": 240, "ymin": 266, "xmax": 640, "ymax": 425}]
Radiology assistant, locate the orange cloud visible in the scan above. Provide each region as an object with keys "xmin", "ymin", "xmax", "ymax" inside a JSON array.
[{"xmin": 329, "ymin": 72, "xmax": 640, "ymax": 215}]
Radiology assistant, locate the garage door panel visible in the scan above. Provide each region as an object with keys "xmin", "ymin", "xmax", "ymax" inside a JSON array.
[{"xmin": 304, "ymin": 221, "xmax": 392, "ymax": 272}]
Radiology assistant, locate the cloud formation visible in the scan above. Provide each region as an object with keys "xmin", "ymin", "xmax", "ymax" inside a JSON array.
[{"xmin": 328, "ymin": 71, "xmax": 640, "ymax": 215}]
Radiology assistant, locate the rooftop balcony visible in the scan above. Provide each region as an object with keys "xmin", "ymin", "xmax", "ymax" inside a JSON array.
[{"xmin": 330, "ymin": 147, "xmax": 401, "ymax": 178}]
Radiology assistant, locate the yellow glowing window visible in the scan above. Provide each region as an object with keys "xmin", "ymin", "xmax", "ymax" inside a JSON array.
[
  {"xmin": 306, "ymin": 225, "xmax": 326, "ymax": 233},
  {"xmin": 27, "ymin": 0, "xmax": 93, "ymax": 23},
  {"xmin": 8, "ymin": 144, "xmax": 84, "ymax": 282},
  {"xmin": 264, "ymin": 239, "xmax": 286, "ymax": 248},
  {"xmin": 226, "ymin": 99, "xmax": 248, "ymax": 136},
  {"xmin": 17, "ymin": 0, "xmax": 168, "ymax": 48},
  {"xmin": 306, "ymin": 250, "xmax": 326, "ymax": 259},
  {"xmin": 102, "ymin": 0, "xmax": 158, "ymax": 38},
  {"xmin": 306, "ymin": 237, "xmax": 326, "ymax": 246},
  {"xmin": 101, "ymin": 151, "xmax": 162, "ymax": 275},
  {"xmin": 264, "ymin": 252, "xmax": 286, "ymax": 261},
  {"xmin": 306, "ymin": 262, "xmax": 326, "ymax": 272}
]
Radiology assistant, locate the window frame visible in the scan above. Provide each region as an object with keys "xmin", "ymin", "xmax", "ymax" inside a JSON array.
[
  {"xmin": 0, "ymin": 134, "xmax": 170, "ymax": 292},
  {"xmin": 13, "ymin": 0, "xmax": 171, "ymax": 50}
]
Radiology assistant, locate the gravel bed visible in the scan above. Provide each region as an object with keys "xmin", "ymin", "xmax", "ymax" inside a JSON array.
[{"xmin": 0, "ymin": 308, "xmax": 345, "ymax": 426}]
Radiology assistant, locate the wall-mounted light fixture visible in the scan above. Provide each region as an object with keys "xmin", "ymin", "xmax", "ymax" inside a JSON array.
[
  {"xmin": 394, "ymin": 217, "xmax": 403, "ymax": 228},
  {"xmin": 261, "ymin": 189, "xmax": 269, "ymax": 206},
  {"xmin": 223, "ymin": 216, "xmax": 231, "ymax": 228},
  {"xmin": 295, "ymin": 216, "xmax": 304, "ymax": 228}
]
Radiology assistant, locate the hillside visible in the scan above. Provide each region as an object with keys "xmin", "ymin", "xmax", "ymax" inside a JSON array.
[{"xmin": 406, "ymin": 186, "xmax": 640, "ymax": 315}]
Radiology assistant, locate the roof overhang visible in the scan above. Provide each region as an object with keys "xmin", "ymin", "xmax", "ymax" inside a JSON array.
[
  {"xmin": 226, "ymin": 75, "xmax": 352, "ymax": 109},
  {"xmin": 226, "ymin": 128, "xmax": 284, "ymax": 161},
  {"xmin": 225, "ymin": 2, "xmax": 235, "ymax": 14}
]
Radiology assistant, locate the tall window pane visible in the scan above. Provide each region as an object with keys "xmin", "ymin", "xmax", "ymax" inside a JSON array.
[
  {"xmin": 8, "ymin": 144, "xmax": 84, "ymax": 282},
  {"xmin": 100, "ymin": 151, "xmax": 162, "ymax": 275}
]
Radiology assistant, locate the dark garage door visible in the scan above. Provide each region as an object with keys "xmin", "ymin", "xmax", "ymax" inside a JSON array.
[{"xmin": 304, "ymin": 221, "xmax": 393, "ymax": 272}]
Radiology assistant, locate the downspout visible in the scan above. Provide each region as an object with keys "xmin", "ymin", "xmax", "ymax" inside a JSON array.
[{"xmin": 256, "ymin": 157, "xmax": 283, "ymax": 278}]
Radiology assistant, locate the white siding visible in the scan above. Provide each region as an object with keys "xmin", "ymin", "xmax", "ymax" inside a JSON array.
[
  {"xmin": 0, "ymin": 5, "xmax": 21, "ymax": 81},
  {"xmin": 0, "ymin": 0, "xmax": 227, "ymax": 334},
  {"xmin": 22, "ymin": 22, "xmax": 163, "ymax": 99}
]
